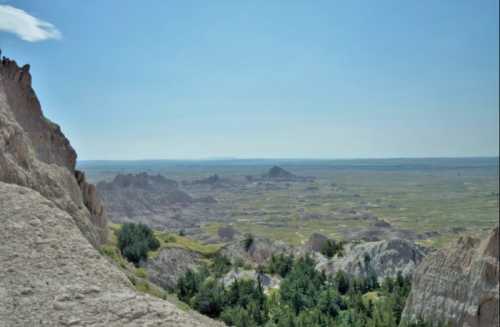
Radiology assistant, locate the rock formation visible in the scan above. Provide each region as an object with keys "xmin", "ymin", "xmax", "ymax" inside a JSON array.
[
  {"xmin": 306, "ymin": 232, "xmax": 331, "ymax": 252},
  {"xmin": 246, "ymin": 166, "xmax": 314, "ymax": 182},
  {"xmin": 265, "ymin": 166, "xmax": 295, "ymax": 179},
  {"xmin": 401, "ymin": 226, "xmax": 499, "ymax": 327},
  {"xmin": 0, "ymin": 55, "xmax": 106, "ymax": 247},
  {"xmin": 0, "ymin": 54, "xmax": 222, "ymax": 326},
  {"xmin": 143, "ymin": 247, "xmax": 203, "ymax": 290},
  {"xmin": 96, "ymin": 173, "xmax": 194, "ymax": 228},
  {"xmin": 318, "ymin": 239, "xmax": 427, "ymax": 281}
]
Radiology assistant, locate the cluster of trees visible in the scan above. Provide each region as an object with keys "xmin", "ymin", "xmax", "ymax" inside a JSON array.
[
  {"xmin": 117, "ymin": 223, "xmax": 160, "ymax": 264},
  {"xmin": 175, "ymin": 253, "xmax": 421, "ymax": 327}
]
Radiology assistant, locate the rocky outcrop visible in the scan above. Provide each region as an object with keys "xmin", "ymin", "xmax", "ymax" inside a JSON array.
[
  {"xmin": 143, "ymin": 247, "xmax": 203, "ymax": 290},
  {"xmin": 265, "ymin": 166, "xmax": 295, "ymax": 179},
  {"xmin": 0, "ymin": 182, "xmax": 223, "ymax": 326},
  {"xmin": 401, "ymin": 226, "xmax": 499, "ymax": 327},
  {"xmin": 0, "ymin": 55, "xmax": 106, "ymax": 246},
  {"xmin": 306, "ymin": 233, "xmax": 330, "ymax": 252},
  {"xmin": 246, "ymin": 166, "xmax": 314, "ymax": 182},
  {"xmin": 318, "ymin": 239, "xmax": 427, "ymax": 280},
  {"xmin": 96, "ymin": 173, "xmax": 193, "ymax": 228}
]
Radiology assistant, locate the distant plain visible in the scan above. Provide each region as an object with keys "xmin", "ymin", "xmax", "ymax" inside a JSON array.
[{"xmin": 79, "ymin": 157, "xmax": 499, "ymax": 248}]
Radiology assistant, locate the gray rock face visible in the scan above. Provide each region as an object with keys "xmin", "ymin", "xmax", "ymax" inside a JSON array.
[
  {"xmin": 401, "ymin": 227, "xmax": 499, "ymax": 327},
  {"xmin": 0, "ymin": 56, "xmax": 106, "ymax": 247},
  {"xmin": 143, "ymin": 247, "xmax": 202, "ymax": 290},
  {"xmin": 96, "ymin": 173, "xmax": 194, "ymax": 229},
  {"xmin": 318, "ymin": 239, "xmax": 427, "ymax": 280},
  {"xmin": 0, "ymin": 182, "xmax": 222, "ymax": 326}
]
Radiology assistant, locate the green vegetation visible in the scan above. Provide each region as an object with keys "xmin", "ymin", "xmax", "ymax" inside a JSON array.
[
  {"xmin": 320, "ymin": 240, "xmax": 345, "ymax": 258},
  {"xmin": 151, "ymin": 231, "xmax": 222, "ymax": 258},
  {"xmin": 175, "ymin": 254, "xmax": 421, "ymax": 327},
  {"xmin": 117, "ymin": 223, "xmax": 160, "ymax": 265},
  {"xmin": 200, "ymin": 161, "xmax": 498, "ymax": 249},
  {"xmin": 266, "ymin": 253, "xmax": 294, "ymax": 277}
]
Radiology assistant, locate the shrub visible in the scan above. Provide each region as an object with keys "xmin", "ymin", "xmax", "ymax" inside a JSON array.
[
  {"xmin": 117, "ymin": 223, "xmax": 160, "ymax": 264},
  {"xmin": 243, "ymin": 233, "xmax": 254, "ymax": 252},
  {"xmin": 334, "ymin": 270, "xmax": 350, "ymax": 295}
]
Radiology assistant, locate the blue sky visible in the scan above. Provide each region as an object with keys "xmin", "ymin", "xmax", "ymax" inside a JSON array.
[{"xmin": 1, "ymin": 0, "xmax": 498, "ymax": 160}]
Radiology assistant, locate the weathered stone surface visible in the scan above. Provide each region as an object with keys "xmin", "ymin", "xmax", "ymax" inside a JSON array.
[
  {"xmin": 0, "ymin": 182, "xmax": 223, "ymax": 326},
  {"xmin": 318, "ymin": 239, "xmax": 427, "ymax": 280},
  {"xmin": 143, "ymin": 247, "xmax": 203, "ymax": 290},
  {"xmin": 0, "ymin": 56, "xmax": 106, "ymax": 246},
  {"xmin": 401, "ymin": 227, "xmax": 499, "ymax": 327}
]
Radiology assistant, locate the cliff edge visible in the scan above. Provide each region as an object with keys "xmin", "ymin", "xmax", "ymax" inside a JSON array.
[
  {"xmin": 0, "ymin": 54, "xmax": 222, "ymax": 326},
  {"xmin": 0, "ymin": 55, "xmax": 106, "ymax": 246}
]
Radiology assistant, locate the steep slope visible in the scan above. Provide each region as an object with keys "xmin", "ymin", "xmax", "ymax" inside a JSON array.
[
  {"xmin": 401, "ymin": 226, "xmax": 499, "ymax": 327},
  {"xmin": 0, "ymin": 54, "xmax": 222, "ymax": 326},
  {"xmin": 0, "ymin": 56, "xmax": 106, "ymax": 246}
]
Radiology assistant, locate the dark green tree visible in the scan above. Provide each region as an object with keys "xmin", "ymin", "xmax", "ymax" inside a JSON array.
[{"xmin": 117, "ymin": 223, "xmax": 160, "ymax": 264}]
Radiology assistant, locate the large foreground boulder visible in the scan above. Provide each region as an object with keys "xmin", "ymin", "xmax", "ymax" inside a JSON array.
[
  {"xmin": 401, "ymin": 226, "xmax": 499, "ymax": 327},
  {"xmin": 0, "ymin": 182, "xmax": 222, "ymax": 326}
]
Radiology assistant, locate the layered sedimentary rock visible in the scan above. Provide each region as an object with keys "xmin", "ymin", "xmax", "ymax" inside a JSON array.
[
  {"xmin": 0, "ymin": 56, "xmax": 106, "ymax": 246},
  {"xmin": 318, "ymin": 239, "xmax": 427, "ymax": 280},
  {"xmin": 0, "ymin": 54, "xmax": 222, "ymax": 326},
  {"xmin": 401, "ymin": 227, "xmax": 499, "ymax": 327}
]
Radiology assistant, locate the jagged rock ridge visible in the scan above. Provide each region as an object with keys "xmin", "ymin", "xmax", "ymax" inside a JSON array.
[
  {"xmin": 96, "ymin": 173, "xmax": 194, "ymax": 228},
  {"xmin": 0, "ymin": 54, "xmax": 106, "ymax": 246},
  {"xmin": 401, "ymin": 226, "xmax": 499, "ymax": 327}
]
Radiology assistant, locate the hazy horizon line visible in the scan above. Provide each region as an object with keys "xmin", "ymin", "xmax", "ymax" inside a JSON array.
[{"xmin": 77, "ymin": 155, "xmax": 500, "ymax": 163}]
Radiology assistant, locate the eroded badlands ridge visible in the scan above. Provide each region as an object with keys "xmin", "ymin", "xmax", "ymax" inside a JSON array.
[{"xmin": 402, "ymin": 226, "xmax": 499, "ymax": 327}]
